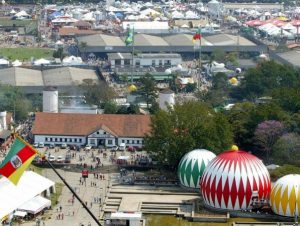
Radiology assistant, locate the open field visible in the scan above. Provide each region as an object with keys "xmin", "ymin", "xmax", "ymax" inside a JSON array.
[
  {"xmin": 0, "ymin": 18, "xmax": 37, "ymax": 27},
  {"xmin": 0, "ymin": 47, "xmax": 54, "ymax": 61}
]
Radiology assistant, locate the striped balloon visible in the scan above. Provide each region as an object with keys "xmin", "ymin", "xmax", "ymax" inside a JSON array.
[
  {"xmin": 200, "ymin": 150, "xmax": 271, "ymax": 210},
  {"xmin": 270, "ymin": 174, "xmax": 300, "ymax": 217},
  {"xmin": 177, "ymin": 149, "xmax": 216, "ymax": 188}
]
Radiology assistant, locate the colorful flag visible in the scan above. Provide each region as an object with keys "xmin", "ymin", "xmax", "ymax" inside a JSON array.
[
  {"xmin": 125, "ymin": 27, "xmax": 134, "ymax": 46},
  {"xmin": 0, "ymin": 136, "xmax": 37, "ymax": 185},
  {"xmin": 192, "ymin": 28, "xmax": 201, "ymax": 42}
]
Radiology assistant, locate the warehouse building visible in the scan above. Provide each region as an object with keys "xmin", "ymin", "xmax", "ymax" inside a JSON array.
[
  {"xmin": 77, "ymin": 33, "xmax": 265, "ymax": 57},
  {"xmin": 0, "ymin": 67, "xmax": 99, "ymax": 94}
]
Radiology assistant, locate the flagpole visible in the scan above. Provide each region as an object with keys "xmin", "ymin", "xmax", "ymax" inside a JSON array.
[
  {"xmin": 198, "ymin": 32, "xmax": 202, "ymax": 91},
  {"xmin": 14, "ymin": 134, "xmax": 102, "ymax": 226},
  {"xmin": 131, "ymin": 27, "xmax": 135, "ymax": 84}
]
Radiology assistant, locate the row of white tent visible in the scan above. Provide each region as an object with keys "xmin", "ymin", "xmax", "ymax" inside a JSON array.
[
  {"xmin": 258, "ymin": 23, "xmax": 299, "ymax": 38},
  {"xmin": 0, "ymin": 56, "xmax": 83, "ymax": 66}
]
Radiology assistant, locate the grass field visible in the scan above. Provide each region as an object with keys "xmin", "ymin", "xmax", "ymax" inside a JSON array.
[
  {"xmin": 0, "ymin": 18, "xmax": 37, "ymax": 27},
  {"xmin": 0, "ymin": 47, "xmax": 54, "ymax": 61}
]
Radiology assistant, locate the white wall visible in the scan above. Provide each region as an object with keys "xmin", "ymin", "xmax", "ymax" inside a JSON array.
[
  {"xmin": 34, "ymin": 135, "xmax": 86, "ymax": 146},
  {"xmin": 117, "ymin": 137, "xmax": 143, "ymax": 147}
]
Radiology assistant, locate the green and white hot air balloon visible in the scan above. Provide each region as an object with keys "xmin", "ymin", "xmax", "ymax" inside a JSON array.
[{"xmin": 178, "ymin": 149, "xmax": 216, "ymax": 188}]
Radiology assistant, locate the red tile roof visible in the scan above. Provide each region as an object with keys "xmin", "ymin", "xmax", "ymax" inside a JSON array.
[
  {"xmin": 32, "ymin": 112, "xmax": 151, "ymax": 137},
  {"xmin": 58, "ymin": 27, "xmax": 98, "ymax": 36}
]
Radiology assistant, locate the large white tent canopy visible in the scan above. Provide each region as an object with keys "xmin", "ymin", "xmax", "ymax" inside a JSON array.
[
  {"xmin": 18, "ymin": 196, "xmax": 51, "ymax": 214},
  {"xmin": 0, "ymin": 171, "xmax": 55, "ymax": 220}
]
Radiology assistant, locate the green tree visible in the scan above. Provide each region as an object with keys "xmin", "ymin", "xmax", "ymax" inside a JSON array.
[
  {"xmin": 52, "ymin": 47, "xmax": 66, "ymax": 61},
  {"xmin": 271, "ymin": 88, "xmax": 300, "ymax": 113},
  {"xmin": 201, "ymin": 72, "xmax": 230, "ymax": 107},
  {"xmin": 144, "ymin": 101, "xmax": 233, "ymax": 169},
  {"xmin": 80, "ymin": 79, "xmax": 116, "ymax": 107},
  {"xmin": 211, "ymin": 48, "xmax": 226, "ymax": 62},
  {"xmin": 103, "ymin": 101, "xmax": 118, "ymax": 114},
  {"xmin": 273, "ymin": 133, "xmax": 300, "ymax": 165},
  {"xmin": 0, "ymin": 84, "xmax": 32, "ymax": 121},
  {"xmin": 139, "ymin": 73, "xmax": 157, "ymax": 109}
]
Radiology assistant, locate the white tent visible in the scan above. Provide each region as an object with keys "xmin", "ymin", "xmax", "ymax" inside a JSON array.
[
  {"xmin": 62, "ymin": 56, "xmax": 83, "ymax": 66},
  {"xmin": 171, "ymin": 10, "xmax": 184, "ymax": 19},
  {"xmin": 0, "ymin": 58, "xmax": 9, "ymax": 65},
  {"xmin": 15, "ymin": 10, "xmax": 29, "ymax": 18},
  {"xmin": 140, "ymin": 8, "xmax": 160, "ymax": 17},
  {"xmin": 13, "ymin": 211, "xmax": 27, "ymax": 217},
  {"xmin": 17, "ymin": 196, "xmax": 51, "ymax": 214},
  {"xmin": 9, "ymin": 9, "xmax": 16, "ymax": 15},
  {"xmin": 33, "ymin": 58, "xmax": 50, "ymax": 66},
  {"xmin": 185, "ymin": 10, "xmax": 199, "ymax": 19},
  {"xmin": 0, "ymin": 171, "xmax": 55, "ymax": 220},
  {"xmin": 12, "ymin": 59, "xmax": 22, "ymax": 67}
]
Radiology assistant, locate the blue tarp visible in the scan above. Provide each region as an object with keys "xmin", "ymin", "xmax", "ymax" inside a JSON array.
[{"xmin": 49, "ymin": 11, "xmax": 62, "ymax": 19}]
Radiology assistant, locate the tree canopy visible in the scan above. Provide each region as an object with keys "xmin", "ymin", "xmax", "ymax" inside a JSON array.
[{"xmin": 144, "ymin": 101, "xmax": 233, "ymax": 169}]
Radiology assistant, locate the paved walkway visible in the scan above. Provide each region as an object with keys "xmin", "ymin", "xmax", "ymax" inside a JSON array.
[{"xmin": 22, "ymin": 168, "xmax": 110, "ymax": 226}]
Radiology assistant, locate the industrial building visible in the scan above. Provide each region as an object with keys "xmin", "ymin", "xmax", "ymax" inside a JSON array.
[
  {"xmin": 107, "ymin": 53, "xmax": 182, "ymax": 69},
  {"xmin": 0, "ymin": 67, "xmax": 99, "ymax": 94},
  {"xmin": 32, "ymin": 112, "xmax": 151, "ymax": 148},
  {"xmin": 77, "ymin": 33, "xmax": 264, "ymax": 57}
]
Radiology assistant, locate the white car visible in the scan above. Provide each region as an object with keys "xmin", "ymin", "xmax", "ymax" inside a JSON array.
[
  {"xmin": 33, "ymin": 142, "xmax": 38, "ymax": 148},
  {"xmin": 38, "ymin": 142, "xmax": 44, "ymax": 148},
  {"xmin": 85, "ymin": 145, "xmax": 92, "ymax": 150},
  {"xmin": 61, "ymin": 143, "xmax": 67, "ymax": 149},
  {"xmin": 56, "ymin": 156, "xmax": 63, "ymax": 163},
  {"xmin": 48, "ymin": 155, "xmax": 56, "ymax": 162}
]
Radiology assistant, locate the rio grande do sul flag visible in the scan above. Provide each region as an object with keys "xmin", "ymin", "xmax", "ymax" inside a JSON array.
[{"xmin": 0, "ymin": 137, "xmax": 37, "ymax": 185}]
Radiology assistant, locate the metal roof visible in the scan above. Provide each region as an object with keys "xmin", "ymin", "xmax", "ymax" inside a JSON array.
[{"xmin": 0, "ymin": 67, "xmax": 43, "ymax": 86}]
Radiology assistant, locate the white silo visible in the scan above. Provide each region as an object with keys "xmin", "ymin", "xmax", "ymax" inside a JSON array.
[
  {"xmin": 159, "ymin": 89, "xmax": 175, "ymax": 111},
  {"xmin": 0, "ymin": 111, "xmax": 7, "ymax": 130},
  {"xmin": 207, "ymin": 0, "xmax": 223, "ymax": 19},
  {"xmin": 43, "ymin": 88, "xmax": 58, "ymax": 113}
]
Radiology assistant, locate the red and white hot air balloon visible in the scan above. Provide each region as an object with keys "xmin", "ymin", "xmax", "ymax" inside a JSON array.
[{"xmin": 200, "ymin": 147, "xmax": 271, "ymax": 210}]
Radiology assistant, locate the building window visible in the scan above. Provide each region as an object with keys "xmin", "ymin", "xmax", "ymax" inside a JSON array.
[
  {"xmin": 103, "ymin": 132, "xmax": 106, "ymax": 134},
  {"xmin": 79, "ymin": 139, "xmax": 82, "ymax": 143},
  {"xmin": 159, "ymin": 60, "xmax": 162, "ymax": 66},
  {"xmin": 45, "ymin": 137, "xmax": 48, "ymax": 141},
  {"xmin": 137, "ymin": 140, "xmax": 140, "ymax": 144},
  {"xmin": 115, "ymin": 59, "xmax": 121, "ymax": 66},
  {"xmin": 107, "ymin": 140, "xmax": 112, "ymax": 145},
  {"xmin": 50, "ymin": 138, "xmax": 52, "ymax": 142},
  {"xmin": 122, "ymin": 140, "xmax": 125, "ymax": 143},
  {"xmin": 152, "ymin": 60, "xmax": 155, "ymax": 66},
  {"xmin": 135, "ymin": 60, "xmax": 140, "ymax": 66},
  {"xmin": 164, "ymin": 60, "xmax": 171, "ymax": 66},
  {"xmin": 124, "ymin": 59, "xmax": 130, "ymax": 66},
  {"xmin": 60, "ymin": 138, "xmax": 62, "ymax": 142},
  {"xmin": 55, "ymin": 138, "xmax": 57, "ymax": 142},
  {"xmin": 97, "ymin": 131, "xmax": 99, "ymax": 134},
  {"xmin": 132, "ymin": 140, "xmax": 135, "ymax": 144},
  {"xmin": 127, "ymin": 140, "xmax": 129, "ymax": 143},
  {"xmin": 74, "ymin": 138, "xmax": 77, "ymax": 142}
]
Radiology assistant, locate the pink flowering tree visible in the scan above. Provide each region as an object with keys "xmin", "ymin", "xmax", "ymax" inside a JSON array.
[{"xmin": 254, "ymin": 120, "xmax": 285, "ymax": 163}]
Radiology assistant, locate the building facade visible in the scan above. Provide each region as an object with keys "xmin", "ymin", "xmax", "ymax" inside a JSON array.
[{"xmin": 32, "ymin": 113, "xmax": 150, "ymax": 148}]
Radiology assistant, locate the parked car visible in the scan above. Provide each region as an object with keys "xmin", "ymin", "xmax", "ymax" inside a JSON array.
[
  {"xmin": 56, "ymin": 156, "xmax": 64, "ymax": 163},
  {"xmin": 85, "ymin": 145, "xmax": 92, "ymax": 150},
  {"xmin": 48, "ymin": 155, "xmax": 56, "ymax": 162},
  {"xmin": 33, "ymin": 142, "xmax": 38, "ymax": 148},
  {"xmin": 38, "ymin": 142, "xmax": 44, "ymax": 148},
  {"xmin": 119, "ymin": 143, "xmax": 126, "ymax": 151},
  {"xmin": 64, "ymin": 154, "xmax": 71, "ymax": 163},
  {"xmin": 49, "ymin": 143, "xmax": 55, "ymax": 149},
  {"xmin": 111, "ymin": 145, "xmax": 118, "ymax": 151},
  {"xmin": 61, "ymin": 143, "xmax": 67, "ymax": 149}
]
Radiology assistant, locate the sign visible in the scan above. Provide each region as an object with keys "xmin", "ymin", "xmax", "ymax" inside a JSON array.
[
  {"xmin": 105, "ymin": 46, "xmax": 113, "ymax": 50},
  {"xmin": 82, "ymin": 170, "xmax": 89, "ymax": 178}
]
